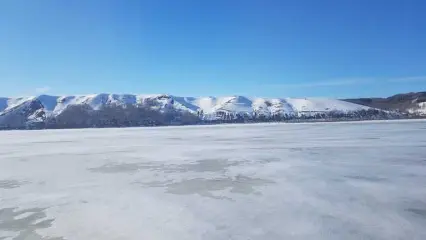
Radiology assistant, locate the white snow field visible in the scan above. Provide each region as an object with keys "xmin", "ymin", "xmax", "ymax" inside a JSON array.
[{"xmin": 1, "ymin": 120, "xmax": 426, "ymax": 240}]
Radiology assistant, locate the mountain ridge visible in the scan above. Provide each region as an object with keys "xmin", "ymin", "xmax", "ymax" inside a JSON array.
[
  {"xmin": 0, "ymin": 93, "xmax": 369, "ymax": 115},
  {"xmin": 0, "ymin": 92, "xmax": 422, "ymax": 130},
  {"xmin": 344, "ymin": 91, "xmax": 426, "ymax": 115}
]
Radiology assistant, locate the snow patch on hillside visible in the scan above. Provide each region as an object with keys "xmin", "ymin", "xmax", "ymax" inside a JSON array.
[
  {"xmin": 1, "ymin": 97, "xmax": 32, "ymax": 112},
  {"xmin": 408, "ymin": 102, "xmax": 426, "ymax": 116},
  {"xmin": 285, "ymin": 98, "xmax": 368, "ymax": 112}
]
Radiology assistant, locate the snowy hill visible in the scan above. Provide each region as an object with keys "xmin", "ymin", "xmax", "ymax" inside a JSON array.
[
  {"xmin": 345, "ymin": 91, "xmax": 426, "ymax": 116},
  {"xmin": 1, "ymin": 94, "xmax": 368, "ymax": 115},
  {"xmin": 0, "ymin": 93, "xmax": 385, "ymax": 129},
  {"xmin": 0, "ymin": 97, "xmax": 45, "ymax": 128}
]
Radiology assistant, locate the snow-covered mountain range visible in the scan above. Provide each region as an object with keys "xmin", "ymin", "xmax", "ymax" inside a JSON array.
[
  {"xmin": 0, "ymin": 93, "xmax": 401, "ymax": 129},
  {"xmin": 1, "ymin": 94, "xmax": 369, "ymax": 114},
  {"xmin": 1, "ymin": 94, "xmax": 369, "ymax": 116}
]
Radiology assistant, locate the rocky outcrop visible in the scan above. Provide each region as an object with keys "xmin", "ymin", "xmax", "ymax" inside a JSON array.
[{"xmin": 0, "ymin": 98, "xmax": 46, "ymax": 129}]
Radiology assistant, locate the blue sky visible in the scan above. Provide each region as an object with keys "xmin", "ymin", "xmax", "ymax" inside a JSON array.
[{"xmin": 1, "ymin": 0, "xmax": 425, "ymax": 98}]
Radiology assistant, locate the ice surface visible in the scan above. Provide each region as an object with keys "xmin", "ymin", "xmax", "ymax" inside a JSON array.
[{"xmin": 1, "ymin": 120, "xmax": 426, "ymax": 240}]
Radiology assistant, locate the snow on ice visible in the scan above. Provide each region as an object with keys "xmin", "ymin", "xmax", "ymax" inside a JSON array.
[{"xmin": 1, "ymin": 120, "xmax": 426, "ymax": 240}]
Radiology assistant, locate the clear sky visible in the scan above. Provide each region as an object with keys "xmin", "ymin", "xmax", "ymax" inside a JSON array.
[{"xmin": 1, "ymin": 0, "xmax": 425, "ymax": 98}]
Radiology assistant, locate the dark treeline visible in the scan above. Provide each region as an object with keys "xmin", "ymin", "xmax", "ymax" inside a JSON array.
[
  {"xmin": 44, "ymin": 104, "xmax": 200, "ymax": 129},
  {"xmin": 201, "ymin": 108, "xmax": 407, "ymax": 125}
]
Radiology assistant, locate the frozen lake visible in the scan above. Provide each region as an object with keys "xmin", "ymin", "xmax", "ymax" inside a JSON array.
[{"xmin": 1, "ymin": 120, "xmax": 426, "ymax": 240}]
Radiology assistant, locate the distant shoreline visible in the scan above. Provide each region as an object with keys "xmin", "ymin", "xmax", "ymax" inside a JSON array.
[{"xmin": 1, "ymin": 116, "xmax": 425, "ymax": 132}]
